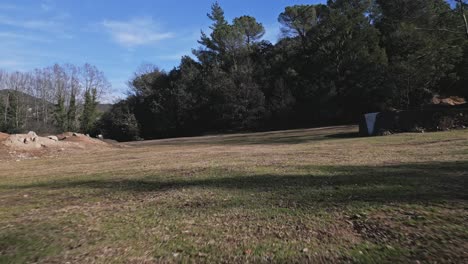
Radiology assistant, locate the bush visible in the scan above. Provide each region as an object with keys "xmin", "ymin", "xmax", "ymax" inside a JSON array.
[{"xmin": 98, "ymin": 101, "xmax": 140, "ymax": 142}]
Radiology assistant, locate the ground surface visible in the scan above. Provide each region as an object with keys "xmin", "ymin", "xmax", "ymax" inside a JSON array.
[{"xmin": 0, "ymin": 125, "xmax": 467, "ymax": 263}]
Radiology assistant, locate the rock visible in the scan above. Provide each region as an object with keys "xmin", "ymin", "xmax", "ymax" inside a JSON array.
[
  {"xmin": 410, "ymin": 126, "xmax": 425, "ymax": 133},
  {"xmin": 97, "ymin": 134, "xmax": 104, "ymax": 140},
  {"xmin": 377, "ymin": 130, "xmax": 392, "ymax": 136},
  {"xmin": 72, "ymin": 133, "xmax": 78, "ymax": 137},
  {"xmin": 48, "ymin": 136, "xmax": 59, "ymax": 141},
  {"xmin": 27, "ymin": 131, "xmax": 38, "ymax": 138},
  {"xmin": 431, "ymin": 95, "xmax": 466, "ymax": 106}
]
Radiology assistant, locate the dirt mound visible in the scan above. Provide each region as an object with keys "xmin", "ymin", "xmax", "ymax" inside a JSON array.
[
  {"xmin": 0, "ymin": 131, "xmax": 112, "ymax": 160},
  {"xmin": 57, "ymin": 132, "xmax": 109, "ymax": 146},
  {"xmin": 2, "ymin": 132, "xmax": 62, "ymax": 150},
  {"xmin": 0, "ymin": 132, "xmax": 8, "ymax": 141}
]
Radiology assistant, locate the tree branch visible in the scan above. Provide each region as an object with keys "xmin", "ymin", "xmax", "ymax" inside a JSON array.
[{"xmin": 414, "ymin": 27, "xmax": 464, "ymax": 35}]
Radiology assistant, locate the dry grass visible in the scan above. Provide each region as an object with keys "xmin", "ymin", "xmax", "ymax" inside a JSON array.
[{"xmin": 0, "ymin": 125, "xmax": 467, "ymax": 263}]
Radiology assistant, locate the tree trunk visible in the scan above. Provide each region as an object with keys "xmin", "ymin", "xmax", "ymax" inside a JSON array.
[{"xmin": 459, "ymin": 0, "xmax": 468, "ymax": 39}]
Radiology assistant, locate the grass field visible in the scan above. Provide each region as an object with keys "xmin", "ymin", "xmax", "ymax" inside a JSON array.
[{"xmin": 0, "ymin": 125, "xmax": 467, "ymax": 263}]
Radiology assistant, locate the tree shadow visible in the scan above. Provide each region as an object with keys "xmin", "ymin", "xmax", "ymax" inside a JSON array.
[
  {"xmin": 127, "ymin": 126, "xmax": 359, "ymax": 146},
  {"xmin": 3, "ymin": 161, "xmax": 467, "ymax": 207},
  {"xmin": 325, "ymin": 132, "xmax": 361, "ymax": 139}
]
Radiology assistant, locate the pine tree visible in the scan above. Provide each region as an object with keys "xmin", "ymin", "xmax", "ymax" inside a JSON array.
[
  {"xmin": 67, "ymin": 91, "xmax": 77, "ymax": 131},
  {"xmin": 5, "ymin": 91, "xmax": 19, "ymax": 132},
  {"xmin": 54, "ymin": 94, "xmax": 66, "ymax": 132},
  {"xmin": 0, "ymin": 95, "xmax": 4, "ymax": 131},
  {"xmin": 80, "ymin": 88, "xmax": 98, "ymax": 134}
]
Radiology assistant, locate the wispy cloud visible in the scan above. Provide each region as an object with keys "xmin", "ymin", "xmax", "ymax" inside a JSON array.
[
  {"xmin": 102, "ymin": 17, "xmax": 174, "ymax": 48},
  {"xmin": 41, "ymin": 0, "xmax": 54, "ymax": 12},
  {"xmin": 0, "ymin": 16, "xmax": 56, "ymax": 30},
  {"xmin": 155, "ymin": 52, "xmax": 188, "ymax": 61},
  {"xmin": 0, "ymin": 14, "xmax": 70, "ymax": 36},
  {"xmin": 0, "ymin": 31, "xmax": 52, "ymax": 43},
  {"xmin": 0, "ymin": 59, "xmax": 25, "ymax": 69}
]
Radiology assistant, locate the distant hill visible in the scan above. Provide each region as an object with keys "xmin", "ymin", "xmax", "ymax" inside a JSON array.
[
  {"xmin": 96, "ymin": 104, "xmax": 112, "ymax": 113},
  {"xmin": 0, "ymin": 89, "xmax": 52, "ymax": 106}
]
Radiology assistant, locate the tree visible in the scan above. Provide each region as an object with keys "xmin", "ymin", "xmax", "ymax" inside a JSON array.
[
  {"xmin": 93, "ymin": 1, "xmax": 467, "ymax": 141},
  {"xmin": 80, "ymin": 88, "xmax": 98, "ymax": 134},
  {"xmin": 278, "ymin": 5, "xmax": 318, "ymax": 49},
  {"xmin": 67, "ymin": 91, "xmax": 77, "ymax": 131},
  {"xmin": 99, "ymin": 100, "xmax": 140, "ymax": 142},
  {"xmin": 375, "ymin": 0, "xmax": 463, "ymax": 108},
  {"xmin": 198, "ymin": 1, "xmax": 231, "ymax": 55},
  {"xmin": 0, "ymin": 94, "xmax": 4, "ymax": 130},
  {"xmin": 457, "ymin": 0, "xmax": 468, "ymax": 39},
  {"xmin": 233, "ymin": 16, "xmax": 265, "ymax": 47},
  {"xmin": 54, "ymin": 93, "xmax": 66, "ymax": 132}
]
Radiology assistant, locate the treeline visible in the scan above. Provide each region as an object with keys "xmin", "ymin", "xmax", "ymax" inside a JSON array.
[
  {"xmin": 101, "ymin": 0, "xmax": 468, "ymax": 141},
  {"xmin": 0, "ymin": 64, "xmax": 110, "ymax": 134}
]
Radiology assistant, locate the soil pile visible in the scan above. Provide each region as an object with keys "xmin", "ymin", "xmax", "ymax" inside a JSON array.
[
  {"xmin": 57, "ymin": 132, "xmax": 109, "ymax": 147},
  {"xmin": 0, "ymin": 131, "xmax": 112, "ymax": 160},
  {"xmin": 3, "ymin": 132, "xmax": 61, "ymax": 150},
  {"xmin": 0, "ymin": 132, "xmax": 8, "ymax": 141}
]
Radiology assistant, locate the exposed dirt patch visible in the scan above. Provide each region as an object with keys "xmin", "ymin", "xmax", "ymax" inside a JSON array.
[
  {"xmin": 57, "ymin": 132, "xmax": 110, "ymax": 147},
  {"xmin": 0, "ymin": 132, "xmax": 8, "ymax": 141}
]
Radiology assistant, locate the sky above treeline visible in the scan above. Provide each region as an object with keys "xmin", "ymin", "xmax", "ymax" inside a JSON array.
[{"xmin": 0, "ymin": 0, "xmax": 324, "ymax": 101}]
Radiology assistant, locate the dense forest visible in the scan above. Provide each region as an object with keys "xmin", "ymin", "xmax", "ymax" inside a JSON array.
[
  {"xmin": 0, "ymin": 64, "xmax": 110, "ymax": 134},
  {"xmin": 99, "ymin": 0, "xmax": 468, "ymax": 141},
  {"xmin": 1, "ymin": 0, "xmax": 467, "ymax": 141}
]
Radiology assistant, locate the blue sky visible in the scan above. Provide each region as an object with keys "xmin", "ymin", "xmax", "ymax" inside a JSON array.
[{"xmin": 0, "ymin": 0, "xmax": 323, "ymax": 101}]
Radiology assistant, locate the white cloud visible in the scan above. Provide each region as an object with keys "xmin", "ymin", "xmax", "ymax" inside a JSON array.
[
  {"xmin": 102, "ymin": 17, "xmax": 174, "ymax": 47},
  {"xmin": 0, "ymin": 31, "xmax": 52, "ymax": 42},
  {"xmin": 0, "ymin": 15, "xmax": 66, "ymax": 34}
]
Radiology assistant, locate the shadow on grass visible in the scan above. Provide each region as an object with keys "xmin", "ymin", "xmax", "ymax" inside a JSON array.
[
  {"xmin": 2, "ymin": 161, "xmax": 467, "ymax": 206},
  {"xmin": 128, "ymin": 125, "xmax": 359, "ymax": 146},
  {"xmin": 325, "ymin": 132, "xmax": 361, "ymax": 139}
]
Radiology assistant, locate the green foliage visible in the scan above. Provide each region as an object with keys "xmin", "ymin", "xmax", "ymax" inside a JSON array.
[
  {"xmin": 80, "ymin": 89, "xmax": 98, "ymax": 134},
  {"xmin": 99, "ymin": 101, "xmax": 140, "ymax": 141},
  {"xmin": 375, "ymin": 0, "xmax": 464, "ymax": 108},
  {"xmin": 0, "ymin": 95, "xmax": 4, "ymax": 130},
  {"xmin": 67, "ymin": 92, "xmax": 77, "ymax": 131},
  {"xmin": 54, "ymin": 94, "xmax": 66, "ymax": 132},
  {"xmin": 278, "ymin": 5, "xmax": 318, "ymax": 48},
  {"xmin": 103, "ymin": 1, "xmax": 468, "ymax": 141},
  {"xmin": 3, "ymin": 91, "xmax": 21, "ymax": 133},
  {"xmin": 233, "ymin": 16, "xmax": 265, "ymax": 46}
]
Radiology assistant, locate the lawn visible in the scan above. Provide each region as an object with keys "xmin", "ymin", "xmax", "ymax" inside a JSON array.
[{"xmin": 0, "ymin": 125, "xmax": 467, "ymax": 263}]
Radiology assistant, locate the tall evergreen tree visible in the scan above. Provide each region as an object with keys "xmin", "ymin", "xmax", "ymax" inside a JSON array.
[
  {"xmin": 80, "ymin": 88, "xmax": 98, "ymax": 134},
  {"xmin": 67, "ymin": 91, "xmax": 77, "ymax": 131},
  {"xmin": 54, "ymin": 93, "xmax": 67, "ymax": 132}
]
